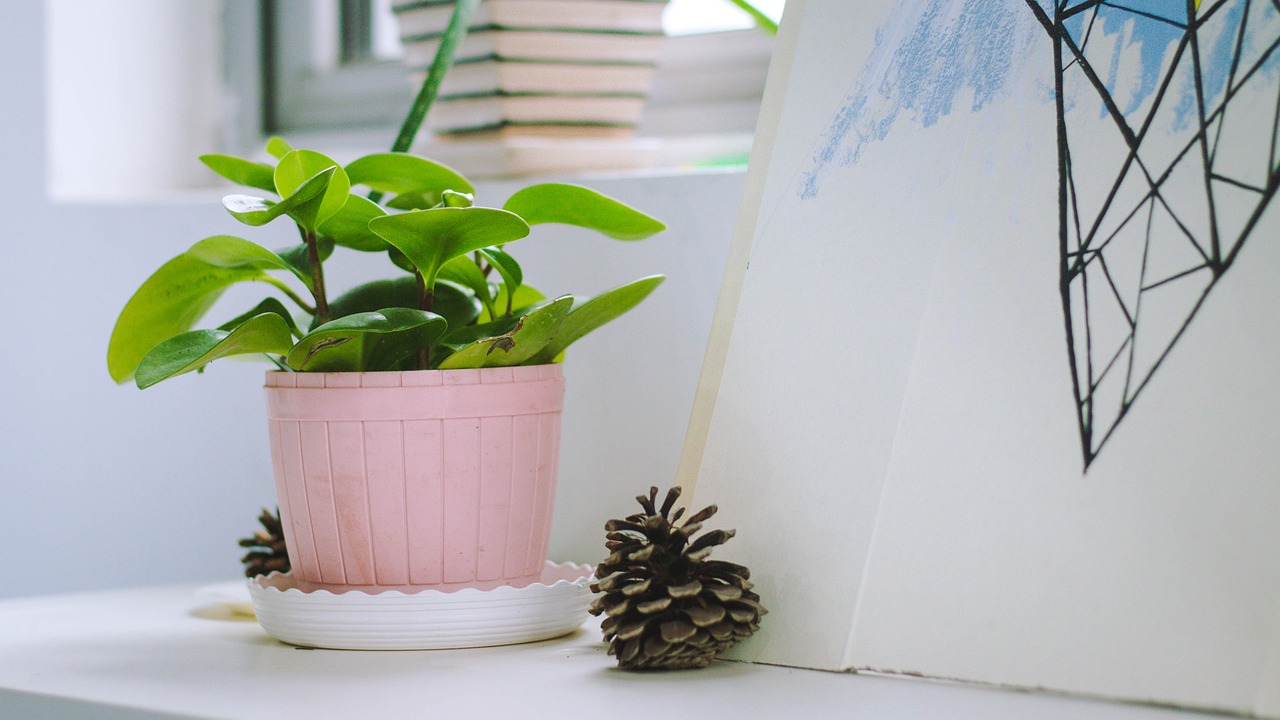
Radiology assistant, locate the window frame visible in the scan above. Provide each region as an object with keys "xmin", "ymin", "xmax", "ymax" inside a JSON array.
[
  {"xmin": 264, "ymin": 0, "xmax": 410, "ymax": 134},
  {"xmin": 225, "ymin": 0, "xmax": 775, "ymax": 167}
]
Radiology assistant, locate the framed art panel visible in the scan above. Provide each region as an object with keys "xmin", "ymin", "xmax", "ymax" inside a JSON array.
[{"xmin": 683, "ymin": 0, "xmax": 1280, "ymax": 714}]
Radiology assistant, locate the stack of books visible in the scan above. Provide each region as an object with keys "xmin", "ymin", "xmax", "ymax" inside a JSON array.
[{"xmin": 393, "ymin": 0, "xmax": 670, "ymax": 175}]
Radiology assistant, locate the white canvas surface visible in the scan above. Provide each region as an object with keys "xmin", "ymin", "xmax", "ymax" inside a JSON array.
[{"xmin": 685, "ymin": 0, "xmax": 1280, "ymax": 714}]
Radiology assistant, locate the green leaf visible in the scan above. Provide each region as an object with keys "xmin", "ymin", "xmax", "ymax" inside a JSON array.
[
  {"xmin": 108, "ymin": 253, "xmax": 268, "ymax": 383},
  {"xmin": 199, "ymin": 154, "xmax": 277, "ymax": 193},
  {"xmin": 346, "ymin": 152, "xmax": 474, "ymax": 196},
  {"xmin": 218, "ymin": 297, "xmax": 302, "ymax": 338},
  {"xmin": 108, "ymin": 234, "xmax": 310, "ymax": 383},
  {"xmin": 186, "ymin": 234, "xmax": 314, "ymax": 290},
  {"xmin": 317, "ymin": 194, "xmax": 388, "ymax": 252},
  {"xmin": 434, "ymin": 313, "xmax": 521, "ymax": 366},
  {"xmin": 502, "ymin": 183, "xmax": 666, "ymax": 240},
  {"xmin": 432, "ymin": 280, "xmax": 485, "ymax": 330},
  {"xmin": 437, "ymin": 296, "xmax": 573, "ymax": 369},
  {"xmin": 369, "ymin": 207, "xmax": 529, "ymax": 288},
  {"xmin": 266, "ymin": 136, "xmax": 293, "ymax": 159},
  {"xmin": 437, "ymin": 256, "xmax": 492, "ymax": 306},
  {"xmin": 385, "ymin": 192, "xmax": 437, "ymax": 211},
  {"xmin": 275, "ymin": 236, "xmax": 335, "ymax": 285},
  {"xmin": 387, "ymin": 246, "xmax": 416, "ymax": 274},
  {"xmin": 478, "ymin": 283, "xmax": 545, "ymax": 323},
  {"xmin": 287, "ymin": 309, "xmax": 447, "ymax": 373},
  {"xmin": 441, "ymin": 190, "xmax": 474, "ymax": 207},
  {"xmin": 222, "ymin": 166, "xmax": 336, "ymax": 229},
  {"xmin": 527, "ymin": 275, "xmax": 664, "ymax": 364},
  {"xmin": 478, "ymin": 246, "xmax": 522, "ymax": 299},
  {"xmin": 325, "ymin": 276, "xmax": 480, "ymax": 332},
  {"xmin": 327, "ymin": 277, "xmax": 415, "ymax": 321},
  {"xmin": 275, "ymin": 150, "xmax": 351, "ymax": 231},
  {"xmin": 135, "ymin": 313, "xmax": 295, "ymax": 389},
  {"xmin": 438, "ymin": 314, "xmax": 521, "ymax": 351}
]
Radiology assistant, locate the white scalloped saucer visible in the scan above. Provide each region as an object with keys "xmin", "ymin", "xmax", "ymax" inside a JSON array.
[{"xmin": 247, "ymin": 561, "xmax": 594, "ymax": 650}]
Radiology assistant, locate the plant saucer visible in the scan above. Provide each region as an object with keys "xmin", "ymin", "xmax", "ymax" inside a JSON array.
[{"xmin": 247, "ymin": 560, "xmax": 594, "ymax": 650}]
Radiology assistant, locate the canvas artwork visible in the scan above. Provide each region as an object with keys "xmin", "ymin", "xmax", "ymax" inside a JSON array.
[{"xmin": 686, "ymin": 0, "xmax": 1280, "ymax": 714}]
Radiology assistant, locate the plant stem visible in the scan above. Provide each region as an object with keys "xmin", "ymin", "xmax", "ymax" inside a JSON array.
[
  {"xmin": 305, "ymin": 230, "xmax": 331, "ymax": 324},
  {"xmin": 259, "ymin": 276, "xmax": 317, "ymax": 317},
  {"xmin": 369, "ymin": 0, "xmax": 480, "ymax": 203},
  {"xmin": 415, "ymin": 270, "xmax": 434, "ymax": 313},
  {"xmin": 728, "ymin": 0, "xmax": 778, "ymax": 35},
  {"xmin": 415, "ymin": 270, "xmax": 434, "ymax": 370}
]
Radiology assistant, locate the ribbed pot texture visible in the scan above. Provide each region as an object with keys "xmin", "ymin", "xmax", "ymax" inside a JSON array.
[{"xmin": 263, "ymin": 365, "xmax": 565, "ymax": 593}]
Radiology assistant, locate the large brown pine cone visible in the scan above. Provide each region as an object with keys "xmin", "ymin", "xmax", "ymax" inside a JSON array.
[{"xmin": 589, "ymin": 486, "xmax": 765, "ymax": 670}]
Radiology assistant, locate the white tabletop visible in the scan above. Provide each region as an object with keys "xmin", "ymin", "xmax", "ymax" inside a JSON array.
[{"xmin": 0, "ymin": 582, "xmax": 1231, "ymax": 720}]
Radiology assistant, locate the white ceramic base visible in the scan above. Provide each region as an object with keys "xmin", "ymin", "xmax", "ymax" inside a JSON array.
[{"xmin": 247, "ymin": 561, "xmax": 594, "ymax": 650}]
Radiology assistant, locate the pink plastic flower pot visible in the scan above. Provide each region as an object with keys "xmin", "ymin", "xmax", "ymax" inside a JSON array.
[{"xmin": 263, "ymin": 365, "xmax": 565, "ymax": 593}]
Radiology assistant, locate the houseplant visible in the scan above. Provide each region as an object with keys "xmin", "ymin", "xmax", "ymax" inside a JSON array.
[{"xmin": 106, "ymin": 0, "xmax": 665, "ymax": 598}]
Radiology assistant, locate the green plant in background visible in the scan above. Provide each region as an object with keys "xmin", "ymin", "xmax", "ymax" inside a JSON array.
[
  {"xmin": 729, "ymin": 0, "xmax": 779, "ymax": 35},
  {"xmin": 106, "ymin": 0, "xmax": 666, "ymax": 389}
]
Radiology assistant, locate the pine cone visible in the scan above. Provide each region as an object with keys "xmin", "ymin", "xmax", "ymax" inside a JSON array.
[
  {"xmin": 589, "ymin": 486, "xmax": 766, "ymax": 670},
  {"xmin": 238, "ymin": 508, "xmax": 290, "ymax": 578}
]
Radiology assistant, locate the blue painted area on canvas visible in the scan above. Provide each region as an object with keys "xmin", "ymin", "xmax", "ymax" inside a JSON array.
[
  {"xmin": 798, "ymin": 0, "xmax": 1035, "ymax": 199},
  {"xmin": 799, "ymin": 0, "xmax": 1280, "ymax": 199},
  {"xmin": 1064, "ymin": 0, "xmax": 1186, "ymax": 117}
]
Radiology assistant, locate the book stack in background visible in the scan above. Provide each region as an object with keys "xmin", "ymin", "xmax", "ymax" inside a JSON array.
[{"xmin": 393, "ymin": 0, "xmax": 670, "ymax": 176}]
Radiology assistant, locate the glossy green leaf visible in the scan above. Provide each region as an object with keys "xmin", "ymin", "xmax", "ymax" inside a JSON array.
[
  {"xmin": 287, "ymin": 308, "xmax": 447, "ymax": 373},
  {"xmin": 135, "ymin": 313, "xmax": 295, "ymax": 389},
  {"xmin": 368, "ymin": 207, "xmax": 529, "ymax": 288},
  {"xmin": 478, "ymin": 283, "xmax": 545, "ymax": 323},
  {"xmin": 108, "ymin": 254, "xmax": 268, "ymax": 384},
  {"xmin": 478, "ymin": 246, "xmax": 522, "ymax": 299},
  {"xmin": 502, "ymin": 183, "xmax": 666, "ymax": 240},
  {"xmin": 385, "ymin": 192, "xmax": 437, "ymax": 211},
  {"xmin": 325, "ymin": 276, "xmax": 480, "ymax": 332},
  {"xmin": 527, "ymin": 275, "xmax": 664, "ymax": 364},
  {"xmin": 317, "ymin": 194, "xmax": 388, "ymax": 252},
  {"xmin": 438, "ymin": 314, "xmax": 521, "ymax": 351},
  {"xmin": 427, "ymin": 279, "xmax": 485, "ymax": 335},
  {"xmin": 275, "ymin": 150, "xmax": 351, "ymax": 231},
  {"xmin": 218, "ymin": 297, "xmax": 302, "ymax": 338},
  {"xmin": 345, "ymin": 152, "xmax": 474, "ymax": 196},
  {"xmin": 327, "ymin": 277, "xmax": 415, "ymax": 321},
  {"xmin": 199, "ymin": 154, "xmax": 277, "ymax": 193},
  {"xmin": 434, "ymin": 313, "xmax": 522, "ymax": 367},
  {"xmin": 222, "ymin": 166, "xmax": 336, "ymax": 229},
  {"xmin": 265, "ymin": 136, "xmax": 293, "ymax": 159},
  {"xmin": 441, "ymin": 190, "xmax": 474, "ymax": 207},
  {"xmin": 438, "ymin": 256, "xmax": 492, "ymax": 306},
  {"xmin": 437, "ymin": 296, "xmax": 573, "ymax": 369},
  {"xmin": 186, "ymin": 234, "xmax": 314, "ymax": 290},
  {"xmin": 387, "ymin": 247, "xmax": 416, "ymax": 274}
]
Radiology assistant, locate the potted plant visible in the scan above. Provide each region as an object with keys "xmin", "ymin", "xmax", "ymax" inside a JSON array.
[
  {"xmin": 106, "ymin": 1, "xmax": 665, "ymax": 597},
  {"xmin": 107, "ymin": 141, "xmax": 664, "ymax": 592}
]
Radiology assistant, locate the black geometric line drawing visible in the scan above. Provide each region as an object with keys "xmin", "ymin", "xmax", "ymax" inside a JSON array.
[{"xmin": 1022, "ymin": 0, "xmax": 1280, "ymax": 469}]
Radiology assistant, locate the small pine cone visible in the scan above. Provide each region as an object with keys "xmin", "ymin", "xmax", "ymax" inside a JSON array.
[
  {"xmin": 589, "ymin": 486, "xmax": 766, "ymax": 670},
  {"xmin": 238, "ymin": 508, "xmax": 290, "ymax": 578}
]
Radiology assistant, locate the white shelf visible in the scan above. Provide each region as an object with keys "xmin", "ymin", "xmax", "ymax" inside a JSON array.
[{"xmin": 0, "ymin": 583, "xmax": 1229, "ymax": 720}]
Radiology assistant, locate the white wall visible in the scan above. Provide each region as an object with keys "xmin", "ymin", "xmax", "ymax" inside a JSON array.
[
  {"xmin": 0, "ymin": 1, "xmax": 741, "ymax": 598},
  {"xmin": 46, "ymin": 1, "xmax": 224, "ymax": 201}
]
